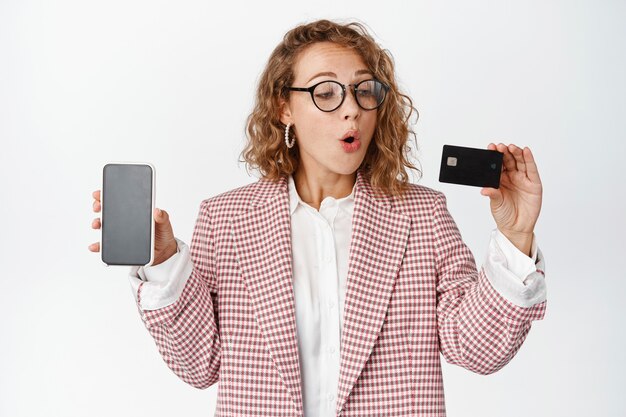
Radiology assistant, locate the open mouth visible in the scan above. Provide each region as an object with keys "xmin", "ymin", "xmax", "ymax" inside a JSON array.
[{"xmin": 342, "ymin": 136, "xmax": 355, "ymax": 144}]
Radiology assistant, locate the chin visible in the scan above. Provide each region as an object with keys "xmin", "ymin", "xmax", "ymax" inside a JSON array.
[{"xmin": 332, "ymin": 161, "xmax": 363, "ymax": 176}]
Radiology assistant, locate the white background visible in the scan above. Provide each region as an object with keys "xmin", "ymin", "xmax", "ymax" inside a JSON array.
[{"xmin": 1, "ymin": 1, "xmax": 625, "ymax": 416}]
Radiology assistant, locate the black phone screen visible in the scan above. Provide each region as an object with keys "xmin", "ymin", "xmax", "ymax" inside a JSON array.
[{"xmin": 102, "ymin": 163, "xmax": 153, "ymax": 266}]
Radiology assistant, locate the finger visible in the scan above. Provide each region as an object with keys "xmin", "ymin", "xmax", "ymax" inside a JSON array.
[
  {"xmin": 93, "ymin": 190, "xmax": 100, "ymax": 201},
  {"xmin": 508, "ymin": 144, "xmax": 526, "ymax": 174},
  {"xmin": 522, "ymin": 146, "xmax": 541, "ymax": 183},
  {"xmin": 481, "ymin": 186, "xmax": 498, "ymax": 197},
  {"xmin": 487, "ymin": 143, "xmax": 502, "ymax": 172},
  {"xmin": 93, "ymin": 200, "xmax": 100, "ymax": 213},
  {"xmin": 88, "ymin": 242, "xmax": 100, "ymax": 252},
  {"xmin": 154, "ymin": 208, "xmax": 168, "ymax": 223},
  {"xmin": 480, "ymin": 186, "xmax": 504, "ymax": 206},
  {"xmin": 497, "ymin": 142, "xmax": 517, "ymax": 172},
  {"xmin": 91, "ymin": 218, "xmax": 101, "ymax": 229}
]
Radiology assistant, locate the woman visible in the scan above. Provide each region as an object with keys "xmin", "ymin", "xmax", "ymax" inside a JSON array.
[{"xmin": 89, "ymin": 19, "xmax": 546, "ymax": 417}]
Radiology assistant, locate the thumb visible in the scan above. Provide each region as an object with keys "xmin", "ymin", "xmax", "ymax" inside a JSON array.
[
  {"xmin": 154, "ymin": 208, "xmax": 169, "ymax": 223},
  {"xmin": 480, "ymin": 187, "xmax": 502, "ymax": 203}
]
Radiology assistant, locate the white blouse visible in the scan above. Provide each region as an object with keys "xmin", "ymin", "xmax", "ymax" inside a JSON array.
[
  {"xmin": 128, "ymin": 174, "xmax": 544, "ymax": 417},
  {"xmin": 286, "ymin": 174, "xmax": 354, "ymax": 416}
]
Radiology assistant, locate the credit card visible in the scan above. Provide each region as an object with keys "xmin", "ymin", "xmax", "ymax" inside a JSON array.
[{"xmin": 438, "ymin": 144, "xmax": 503, "ymax": 188}]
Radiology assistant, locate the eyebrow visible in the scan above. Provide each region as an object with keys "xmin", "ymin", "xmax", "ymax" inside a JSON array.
[{"xmin": 306, "ymin": 69, "xmax": 372, "ymax": 84}]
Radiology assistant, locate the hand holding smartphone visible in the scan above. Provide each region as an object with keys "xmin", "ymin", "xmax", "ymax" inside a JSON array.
[
  {"xmin": 100, "ymin": 162, "xmax": 156, "ymax": 266},
  {"xmin": 91, "ymin": 162, "xmax": 177, "ymax": 267}
]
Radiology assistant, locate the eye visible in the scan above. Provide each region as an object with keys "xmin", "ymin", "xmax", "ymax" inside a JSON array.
[
  {"xmin": 356, "ymin": 80, "xmax": 379, "ymax": 93},
  {"xmin": 313, "ymin": 81, "xmax": 342, "ymax": 100},
  {"xmin": 356, "ymin": 88, "xmax": 375, "ymax": 97},
  {"xmin": 314, "ymin": 91, "xmax": 337, "ymax": 100}
]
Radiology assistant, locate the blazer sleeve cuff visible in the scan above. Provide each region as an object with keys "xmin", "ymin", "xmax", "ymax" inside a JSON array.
[
  {"xmin": 483, "ymin": 229, "xmax": 547, "ymax": 308},
  {"xmin": 128, "ymin": 237, "xmax": 194, "ymax": 311}
]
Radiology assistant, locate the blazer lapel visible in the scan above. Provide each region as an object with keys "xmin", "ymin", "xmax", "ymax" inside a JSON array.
[
  {"xmin": 230, "ymin": 174, "xmax": 304, "ymax": 414},
  {"xmin": 335, "ymin": 169, "xmax": 411, "ymax": 415},
  {"xmin": 230, "ymin": 168, "xmax": 411, "ymax": 417}
]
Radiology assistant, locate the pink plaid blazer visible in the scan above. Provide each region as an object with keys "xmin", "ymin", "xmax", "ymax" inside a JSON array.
[{"xmin": 135, "ymin": 167, "xmax": 546, "ymax": 417}]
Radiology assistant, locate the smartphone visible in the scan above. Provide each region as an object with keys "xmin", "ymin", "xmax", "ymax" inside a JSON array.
[
  {"xmin": 101, "ymin": 162, "xmax": 155, "ymax": 266},
  {"xmin": 438, "ymin": 144, "xmax": 503, "ymax": 188}
]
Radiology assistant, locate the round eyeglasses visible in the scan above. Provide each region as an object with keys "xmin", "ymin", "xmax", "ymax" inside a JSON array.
[{"xmin": 286, "ymin": 79, "xmax": 389, "ymax": 112}]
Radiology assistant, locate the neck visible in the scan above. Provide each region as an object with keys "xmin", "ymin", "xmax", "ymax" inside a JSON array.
[{"xmin": 293, "ymin": 169, "xmax": 356, "ymax": 210}]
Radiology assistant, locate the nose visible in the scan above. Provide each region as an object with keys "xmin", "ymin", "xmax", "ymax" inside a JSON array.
[{"xmin": 341, "ymin": 87, "xmax": 360, "ymax": 120}]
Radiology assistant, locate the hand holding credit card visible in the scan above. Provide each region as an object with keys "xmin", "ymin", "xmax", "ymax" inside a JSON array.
[{"xmin": 437, "ymin": 142, "xmax": 543, "ymax": 257}]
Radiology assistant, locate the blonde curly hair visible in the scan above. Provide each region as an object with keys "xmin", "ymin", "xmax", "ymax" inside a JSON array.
[{"xmin": 239, "ymin": 19, "xmax": 421, "ymax": 198}]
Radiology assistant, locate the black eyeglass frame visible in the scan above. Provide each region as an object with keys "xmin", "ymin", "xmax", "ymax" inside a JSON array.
[{"xmin": 285, "ymin": 79, "xmax": 390, "ymax": 112}]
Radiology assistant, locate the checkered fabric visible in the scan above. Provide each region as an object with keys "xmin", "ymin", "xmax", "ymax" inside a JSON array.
[{"xmin": 135, "ymin": 166, "xmax": 546, "ymax": 416}]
